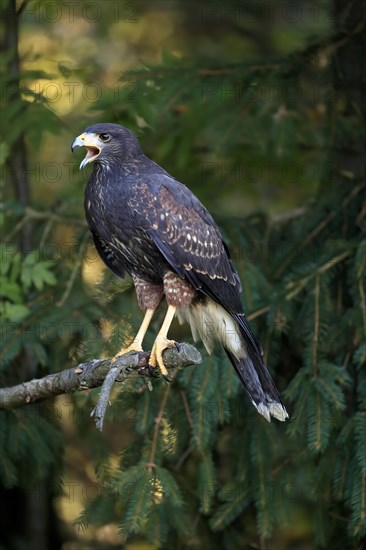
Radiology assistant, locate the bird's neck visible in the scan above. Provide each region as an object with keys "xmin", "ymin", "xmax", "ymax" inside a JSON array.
[{"xmin": 92, "ymin": 154, "xmax": 152, "ymax": 180}]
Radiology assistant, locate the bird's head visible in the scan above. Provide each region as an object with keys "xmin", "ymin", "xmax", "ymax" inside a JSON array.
[{"xmin": 71, "ymin": 123, "xmax": 142, "ymax": 169}]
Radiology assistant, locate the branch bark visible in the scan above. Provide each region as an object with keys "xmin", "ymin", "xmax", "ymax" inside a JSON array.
[{"xmin": 0, "ymin": 343, "xmax": 202, "ymax": 414}]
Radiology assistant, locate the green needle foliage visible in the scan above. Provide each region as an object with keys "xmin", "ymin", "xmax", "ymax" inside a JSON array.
[{"xmin": 1, "ymin": 0, "xmax": 365, "ymax": 548}]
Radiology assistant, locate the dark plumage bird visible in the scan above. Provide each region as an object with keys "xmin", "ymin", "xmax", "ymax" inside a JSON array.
[{"xmin": 71, "ymin": 123, "xmax": 288, "ymax": 422}]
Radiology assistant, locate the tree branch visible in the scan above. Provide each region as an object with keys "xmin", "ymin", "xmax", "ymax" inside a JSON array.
[{"xmin": 0, "ymin": 343, "xmax": 202, "ymax": 419}]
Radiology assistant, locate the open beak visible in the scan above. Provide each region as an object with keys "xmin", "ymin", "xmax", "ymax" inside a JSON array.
[{"xmin": 71, "ymin": 133, "xmax": 101, "ymax": 170}]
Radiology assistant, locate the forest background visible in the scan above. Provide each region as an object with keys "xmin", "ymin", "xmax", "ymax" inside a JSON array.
[{"xmin": 1, "ymin": 1, "xmax": 365, "ymax": 548}]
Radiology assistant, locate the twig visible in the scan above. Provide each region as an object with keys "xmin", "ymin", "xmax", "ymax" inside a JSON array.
[
  {"xmin": 90, "ymin": 362, "xmax": 128, "ymax": 432},
  {"xmin": 180, "ymin": 391, "xmax": 205, "ymax": 460},
  {"xmin": 3, "ymin": 206, "xmax": 87, "ymax": 243},
  {"xmin": 90, "ymin": 350, "xmax": 156, "ymax": 432},
  {"xmin": 56, "ymin": 230, "xmax": 90, "ymax": 307},
  {"xmin": 270, "ymin": 207, "xmax": 306, "ymax": 225},
  {"xmin": 275, "ymin": 181, "xmax": 366, "ymax": 277},
  {"xmin": 17, "ymin": 0, "xmax": 31, "ymax": 15},
  {"xmin": 3, "ymin": 216, "xmax": 29, "ymax": 242},
  {"xmin": 0, "ymin": 343, "xmax": 202, "ymax": 429},
  {"xmin": 147, "ymin": 383, "xmax": 171, "ymax": 472},
  {"xmin": 285, "ymin": 250, "xmax": 352, "ymax": 301},
  {"xmin": 174, "ymin": 443, "xmax": 194, "ymax": 471},
  {"xmin": 25, "ymin": 207, "xmax": 87, "ymax": 227},
  {"xmin": 313, "ymin": 275, "xmax": 320, "ymax": 375},
  {"xmin": 247, "ymin": 305, "xmax": 270, "ymax": 321}
]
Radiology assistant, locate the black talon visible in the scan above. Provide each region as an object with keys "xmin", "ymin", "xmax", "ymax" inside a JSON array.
[
  {"xmin": 163, "ymin": 373, "xmax": 172, "ymax": 383},
  {"xmin": 148, "ymin": 364, "xmax": 160, "ymax": 378}
]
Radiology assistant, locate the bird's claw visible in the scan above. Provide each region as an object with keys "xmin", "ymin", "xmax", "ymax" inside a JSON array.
[
  {"xmin": 149, "ymin": 336, "xmax": 176, "ymax": 379},
  {"xmin": 112, "ymin": 342, "xmax": 143, "ymax": 364},
  {"xmin": 148, "ymin": 365, "xmax": 160, "ymax": 378}
]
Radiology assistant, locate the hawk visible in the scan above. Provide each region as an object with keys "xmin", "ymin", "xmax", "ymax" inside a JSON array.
[{"xmin": 72, "ymin": 123, "xmax": 288, "ymax": 422}]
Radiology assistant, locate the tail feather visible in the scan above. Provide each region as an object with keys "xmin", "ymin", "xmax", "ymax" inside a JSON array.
[
  {"xmin": 229, "ymin": 312, "xmax": 288, "ymax": 422},
  {"xmin": 224, "ymin": 349, "xmax": 288, "ymax": 422},
  {"xmin": 177, "ymin": 298, "xmax": 288, "ymax": 422}
]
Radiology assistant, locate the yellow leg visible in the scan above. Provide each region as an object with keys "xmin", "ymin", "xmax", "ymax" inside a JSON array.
[
  {"xmin": 113, "ymin": 308, "xmax": 156, "ymax": 361},
  {"xmin": 149, "ymin": 305, "xmax": 177, "ymax": 377}
]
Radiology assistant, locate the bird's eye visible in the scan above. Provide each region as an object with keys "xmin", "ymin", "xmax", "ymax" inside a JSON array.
[{"xmin": 99, "ymin": 133, "xmax": 110, "ymax": 142}]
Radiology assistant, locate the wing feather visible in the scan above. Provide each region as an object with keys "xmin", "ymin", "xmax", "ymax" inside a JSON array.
[{"xmin": 128, "ymin": 175, "xmax": 243, "ymax": 312}]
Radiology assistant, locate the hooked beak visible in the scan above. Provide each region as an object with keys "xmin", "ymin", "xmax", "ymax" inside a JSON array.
[{"xmin": 71, "ymin": 133, "xmax": 102, "ymax": 170}]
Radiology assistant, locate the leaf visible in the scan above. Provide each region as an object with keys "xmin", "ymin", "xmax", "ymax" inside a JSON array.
[
  {"xmin": 33, "ymin": 263, "xmax": 57, "ymax": 290},
  {"xmin": 21, "ymin": 255, "xmax": 57, "ymax": 291},
  {"xmin": 58, "ymin": 62, "xmax": 73, "ymax": 78},
  {"xmin": 0, "ymin": 141, "xmax": 9, "ymax": 166},
  {"xmin": 198, "ymin": 454, "xmax": 216, "ymax": 514},
  {"xmin": 0, "ymin": 279, "xmax": 23, "ymax": 302},
  {"xmin": 210, "ymin": 482, "xmax": 250, "ymax": 531},
  {"xmin": 2, "ymin": 303, "xmax": 30, "ymax": 322}
]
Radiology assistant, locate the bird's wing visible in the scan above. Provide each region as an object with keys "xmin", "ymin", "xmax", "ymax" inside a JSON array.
[
  {"xmin": 128, "ymin": 175, "xmax": 262, "ymax": 354},
  {"xmin": 128, "ymin": 176, "xmax": 236, "ymax": 290}
]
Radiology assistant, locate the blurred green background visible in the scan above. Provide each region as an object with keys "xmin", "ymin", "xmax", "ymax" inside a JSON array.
[{"xmin": 1, "ymin": 1, "xmax": 365, "ymax": 549}]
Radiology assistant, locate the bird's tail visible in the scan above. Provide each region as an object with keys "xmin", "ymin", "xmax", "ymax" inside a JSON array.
[
  {"xmin": 178, "ymin": 299, "xmax": 288, "ymax": 422},
  {"xmin": 223, "ymin": 347, "xmax": 288, "ymax": 422},
  {"xmin": 225, "ymin": 312, "xmax": 288, "ymax": 422}
]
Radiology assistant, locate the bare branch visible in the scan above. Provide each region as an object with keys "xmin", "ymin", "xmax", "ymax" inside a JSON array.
[{"xmin": 0, "ymin": 343, "xmax": 202, "ymax": 415}]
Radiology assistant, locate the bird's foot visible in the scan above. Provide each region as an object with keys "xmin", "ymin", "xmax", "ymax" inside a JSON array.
[
  {"xmin": 112, "ymin": 342, "xmax": 143, "ymax": 363},
  {"xmin": 149, "ymin": 336, "xmax": 176, "ymax": 380}
]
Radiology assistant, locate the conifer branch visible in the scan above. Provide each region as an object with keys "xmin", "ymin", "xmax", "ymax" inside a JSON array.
[
  {"xmin": 313, "ymin": 275, "xmax": 320, "ymax": 375},
  {"xmin": 0, "ymin": 344, "xmax": 202, "ymax": 417},
  {"xmin": 147, "ymin": 384, "xmax": 171, "ymax": 472},
  {"xmin": 275, "ymin": 181, "xmax": 366, "ymax": 277}
]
